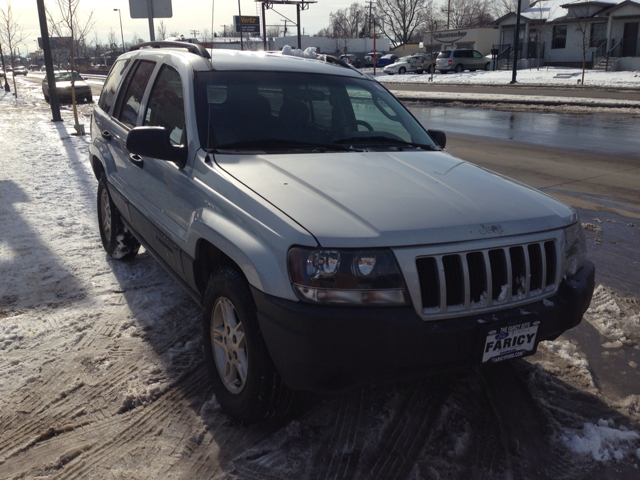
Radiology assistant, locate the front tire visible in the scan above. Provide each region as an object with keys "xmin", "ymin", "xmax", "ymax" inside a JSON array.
[
  {"xmin": 202, "ymin": 267, "xmax": 298, "ymax": 423},
  {"xmin": 399, "ymin": 67, "xmax": 406, "ymax": 74},
  {"xmin": 97, "ymin": 175, "xmax": 140, "ymax": 259}
]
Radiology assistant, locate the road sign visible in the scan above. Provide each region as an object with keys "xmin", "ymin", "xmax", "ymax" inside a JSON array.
[
  {"xmin": 129, "ymin": 0, "xmax": 172, "ymax": 19},
  {"xmin": 234, "ymin": 16, "xmax": 260, "ymax": 34},
  {"xmin": 38, "ymin": 37, "xmax": 71, "ymax": 50}
]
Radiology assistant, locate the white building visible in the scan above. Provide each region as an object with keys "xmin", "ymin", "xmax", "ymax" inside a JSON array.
[{"xmin": 493, "ymin": 0, "xmax": 640, "ymax": 70}]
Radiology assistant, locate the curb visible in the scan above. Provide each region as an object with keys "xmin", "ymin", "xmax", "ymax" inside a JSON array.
[{"xmin": 390, "ymin": 91, "xmax": 640, "ymax": 109}]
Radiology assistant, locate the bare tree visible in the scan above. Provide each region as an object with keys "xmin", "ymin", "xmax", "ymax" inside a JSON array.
[
  {"xmin": 200, "ymin": 28, "xmax": 211, "ymax": 42},
  {"xmin": 491, "ymin": 0, "xmax": 519, "ymax": 19},
  {"xmin": 50, "ymin": 0, "xmax": 95, "ymax": 133},
  {"xmin": 441, "ymin": 0, "xmax": 493, "ymax": 29},
  {"xmin": 526, "ymin": 1, "xmax": 556, "ymax": 70},
  {"xmin": 266, "ymin": 26, "xmax": 281, "ymax": 38},
  {"xmin": 131, "ymin": 32, "xmax": 144, "ymax": 45},
  {"xmin": 571, "ymin": 5, "xmax": 592, "ymax": 85},
  {"xmin": 376, "ymin": 0, "xmax": 432, "ymax": 48},
  {"xmin": 157, "ymin": 20, "xmax": 167, "ymax": 41},
  {"xmin": 107, "ymin": 28, "xmax": 118, "ymax": 50},
  {"xmin": 330, "ymin": 3, "xmax": 367, "ymax": 38},
  {"xmin": 0, "ymin": 2, "xmax": 27, "ymax": 96}
]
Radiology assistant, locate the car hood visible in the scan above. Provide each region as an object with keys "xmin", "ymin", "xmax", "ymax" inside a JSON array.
[{"xmin": 215, "ymin": 150, "xmax": 576, "ymax": 248}]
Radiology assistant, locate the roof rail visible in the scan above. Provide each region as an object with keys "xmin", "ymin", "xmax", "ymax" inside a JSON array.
[
  {"xmin": 129, "ymin": 41, "xmax": 211, "ymax": 59},
  {"xmin": 317, "ymin": 54, "xmax": 354, "ymax": 70}
]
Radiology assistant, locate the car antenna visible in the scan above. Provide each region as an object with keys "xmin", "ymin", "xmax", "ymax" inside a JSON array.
[{"xmin": 205, "ymin": 0, "xmax": 216, "ymax": 159}]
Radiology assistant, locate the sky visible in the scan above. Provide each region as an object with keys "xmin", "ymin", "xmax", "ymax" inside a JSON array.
[{"xmin": 7, "ymin": 0, "xmax": 354, "ymax": 52}]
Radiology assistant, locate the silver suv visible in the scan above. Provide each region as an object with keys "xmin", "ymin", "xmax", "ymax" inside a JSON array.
[
  {"xmin": 436, "ymin": 49, "xmax": 490, "ymax": 73},
  {"xmin": 90, "ymin": 41, "xmax": 594, "ymax": 422}
]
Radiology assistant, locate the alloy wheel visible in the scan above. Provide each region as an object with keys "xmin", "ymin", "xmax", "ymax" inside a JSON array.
[{"xmin": 210, "ymin": 297, "xmax": 248, "ymax": 394}]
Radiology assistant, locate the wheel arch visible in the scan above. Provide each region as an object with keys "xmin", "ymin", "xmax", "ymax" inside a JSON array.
[
  {"xmin": 193, "ymin": 239, "xmax": 248, "ymax": 298},
  {"xmin": 91, "ymin": 155, "xmax": 105, "ymax": 181}
]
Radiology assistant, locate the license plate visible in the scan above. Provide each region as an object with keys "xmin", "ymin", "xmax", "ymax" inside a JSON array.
[{"xmin": 482, "ymin": 320, "xmax": 540, "ymax": 363}]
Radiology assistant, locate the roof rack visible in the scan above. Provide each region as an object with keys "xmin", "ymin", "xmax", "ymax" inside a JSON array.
[{"xmin": 129, "ymin": 41, "xmax": 211, "ymax": 60}]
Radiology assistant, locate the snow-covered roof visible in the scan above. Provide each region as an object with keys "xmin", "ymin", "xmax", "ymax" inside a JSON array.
[{"xmin": 519, "ymin": 0, "xmax": 638, "ymax": 22}]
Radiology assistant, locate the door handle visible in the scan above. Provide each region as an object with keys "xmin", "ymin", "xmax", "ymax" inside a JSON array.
[
  {"xmin": 129, "ymin": 153, "xmax": 143, "ymax": 167},
  {"xmin": 101, "ymin": 130, "xmax": 112, "ymax": 141}
]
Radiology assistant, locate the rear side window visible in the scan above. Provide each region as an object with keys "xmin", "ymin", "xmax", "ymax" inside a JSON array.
[
  {"xmin": 438, "ymin": 51, "xmax": 451, "ymax": 58},
  {"xmin": 98, "ymin": 59, "xmax": 131, "ymax": 114},
  {"xmin": 116, "ymin": 60, "xmax": 156, "ymax": 129},
  {"xmin": 144, "ymin": 66, "xmax": 185, "ymax": 145}
]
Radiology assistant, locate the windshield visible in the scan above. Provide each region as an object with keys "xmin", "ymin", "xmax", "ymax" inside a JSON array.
[
  {"xmin": 399, "ymin": 56, "xmax": 412, "ymax": 62},
  {"xmin": 54, "ymin": 71, "xmax": 83, "ymax": 81},
  {"xmin": 194, "ymin": 71, "xmax": 435, "ymax": 153}
]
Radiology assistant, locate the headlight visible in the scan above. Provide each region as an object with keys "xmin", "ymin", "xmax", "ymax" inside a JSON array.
[
  {"xmin": 562, "ymin": 222, "xmax": 587, "ymax": 277},
  {"xmin": 288, "ymin": 247, "xmax": 409, "ymax": 305}
]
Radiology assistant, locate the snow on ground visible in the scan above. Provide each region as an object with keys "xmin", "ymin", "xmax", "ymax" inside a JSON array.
[
  {"xmin": 1, "ymin": 76, "xmax": 640, "ymax": 479},
  {"xmin": 373, "ymin": 66, "xmax": 640, "ymax": 89},
  {"xmin": 586, "ymin": 286, "xmax": 640, "ymax": 347}
]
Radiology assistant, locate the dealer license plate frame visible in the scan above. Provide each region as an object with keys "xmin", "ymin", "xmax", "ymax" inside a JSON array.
[{"xmin": 481, "ymin": 320, "xmax": 541, "ymax": 364}]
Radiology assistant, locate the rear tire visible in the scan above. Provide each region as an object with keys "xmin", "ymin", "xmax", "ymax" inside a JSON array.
[
  {"xmin": 485, "ymin": 62, "xmax": 490, "ymax": 71},
  {"xmin": 97, "ymin": 175, "xmax": 140, "ymax": 259},
  {"xmin": 202, "ymin": 267, "xmax": 299, "ymax": 423},
  {"xmin": 455, "ymin": 64, "xmax": 463, "ymax": 73}
]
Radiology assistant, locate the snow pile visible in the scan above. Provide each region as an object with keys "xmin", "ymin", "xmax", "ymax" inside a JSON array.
[
  {"xmin": 281, "ymin": 45, "xmax": 317, "ymax": 58},
  {"xmin": 585, "ymin": 286, "xmax": 640, "ymax": 347},
  {"xmin": 536, "ymin": 339, "xmax": 596, "ymax": 392},
  {"xmin": 562, "ymin": 419, "xmax": 640, "ymax": 462}
]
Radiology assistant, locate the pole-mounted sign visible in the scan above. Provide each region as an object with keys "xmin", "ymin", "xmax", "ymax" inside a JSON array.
[
  {"xmin": 234, "ymin": 16, "xmax": 261, "ymax": 34},
  {"xmin": 129, "ymin": 0, "xmax": 173, "ymax": 42}
]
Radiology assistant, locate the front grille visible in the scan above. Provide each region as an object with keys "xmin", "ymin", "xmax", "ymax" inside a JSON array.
[{"xmin": 416, "ymin": 240, "xmax": 558, "ymax": 317}]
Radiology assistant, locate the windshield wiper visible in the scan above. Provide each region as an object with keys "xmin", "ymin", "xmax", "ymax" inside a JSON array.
[
  {"xmin": 334, "ymin": 136, "xmax": 436, "ymax": 151},
  {"xmin": 213, "ymin": 139, "xmax": 362, "ymax": 152}
]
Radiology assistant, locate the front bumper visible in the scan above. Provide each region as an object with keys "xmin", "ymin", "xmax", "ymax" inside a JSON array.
[{"xmin": 254, "ymin": 261, "xmax": 595, "ymax": 393}]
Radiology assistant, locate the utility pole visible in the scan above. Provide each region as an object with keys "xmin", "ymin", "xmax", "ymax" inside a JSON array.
[
  {"xmin": 36, "ymin": 0, "xmax": 62, "ymax": 121},
  {"xmin": 366, "ymin": 0, "xmax": 373, "ymax": 36},
  {"xmin": 190, "ymin": 30, "xmax": 200, "ymax": 38},
  {"xmin": 447, "ymin": 0, "xmax": 451, "ymax": 30},
  {"xmin": 238, "ymin": 0, "xmax": 244, "ymax": 51}
]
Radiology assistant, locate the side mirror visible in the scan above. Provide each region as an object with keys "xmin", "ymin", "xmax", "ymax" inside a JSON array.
[
  {"xmin": 126, "ymin": 126, "xmax": 187, "ymax": 167},
  {"xmin": 427, "ymin": 129, "xmax": 446, "ymax": 149}
]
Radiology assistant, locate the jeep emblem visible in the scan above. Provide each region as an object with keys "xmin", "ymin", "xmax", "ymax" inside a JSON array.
[{"xmin": 480, "ymin": 224, "xmax": 504, "ymax": 235}]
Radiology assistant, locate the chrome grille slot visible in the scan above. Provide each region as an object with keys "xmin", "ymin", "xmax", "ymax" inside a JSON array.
[{"xmin": 415, "ymin": 239, "xmax": 560, "ymax": 318}]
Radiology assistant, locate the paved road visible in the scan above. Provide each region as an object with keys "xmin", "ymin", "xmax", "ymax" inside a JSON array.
[{"xmin": 388, "ymin": 82, "xmax": 640, "ymax": 100}]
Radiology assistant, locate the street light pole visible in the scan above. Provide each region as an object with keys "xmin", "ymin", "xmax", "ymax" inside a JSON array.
[
  {"xmin": 114, "ymin": 9, "xmax": 126, "ymax": 52},
  {"xmin": 511, "ymin": 0, "xmax": 523, "ymax": 84}
]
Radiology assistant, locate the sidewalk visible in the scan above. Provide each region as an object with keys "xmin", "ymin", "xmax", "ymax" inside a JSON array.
[{"xmin": 373, "ymin": 66, "xmax": 640, "ymax": 109}]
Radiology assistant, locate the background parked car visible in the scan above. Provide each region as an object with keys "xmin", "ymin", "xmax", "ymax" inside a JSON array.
[
  {"xmin": 377, "ymin": 54, "xmax": 398, "ymax": 67},
  {"xmin": 384, "ymin": 54, "xmax": 433, "ymax": 75},
  {"xmin": 436, "ymin": 49, "xmax": 490, "ymax": 73},
  {"xmin": 42, "ymin": 70, "xmax": 93, "ymax": 103},
  {"xmin": 364, "ymin": 52, "xmax": 384, "ymax": 67},
  {"xmin": 339, "ymin": 54, "xmax": 361, "ymax": 68},
  {"xmin": 13, "ymin": 66, "xmax": 28, "ymax": 76}
]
